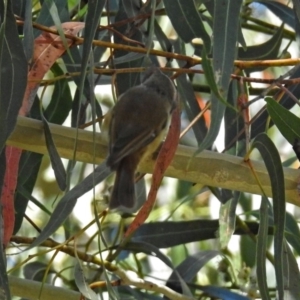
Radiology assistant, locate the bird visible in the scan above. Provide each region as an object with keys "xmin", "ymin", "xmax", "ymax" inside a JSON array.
[{"xmin": 105, "ymin": 67, "xmax": 177, "ymax": 212}]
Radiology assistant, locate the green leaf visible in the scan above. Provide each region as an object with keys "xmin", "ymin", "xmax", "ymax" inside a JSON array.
[
  {"xmin": 75, "ymin": 0, "xmax": 106, "ymax": 125},
  {"xmin": 81, "ymin": 0, "xmax": 106, "ymax": 64},
  {"xmin": 282, "ymin": 240, "xmax": 300, "ymax": 299},
  {"xmin": 27, "ymin": 162, "xmax": 111, "ymax": 250},
  {"xmin": 238, "ymin": 25, "xmax": 284, "ymax": 61},
  {"xmin": 45, "ymin": 63, "xmax": 72, "ymax": 124},
  {"xmin": 0, "ymin": 1, "xmax": 27, "ymax": 296},
  {"xmin": 23, "ymin": 0, "xmax": 34, "ymax": 62},
  {"xmin": 114, "ymin": 2, "xmax": 144, "ymax": 95},
  {"xmin": 255, "ymin": 0, "xmax": 294, "ymax": 28},
  {"xmin": 293, "ymin": 0, "xmax": 300, "ymax": 35},
  {"xmin": 167, "ymin": 251, "xmax": 220, "ymax": 285},
  {"xmin": 74, "ymin": 261, "xmax": 99, "ymax": 300},
  {"xmin": 125, "ymin": 241, "xmax": 192, "ymax": 296},
  {"xmin": 285, "ymin": 212, "xmax": 300, "ymax": 255},
  {"xmin": 238, "ymin": 25, "xmax": 284, "ymax": 72},
  {"xmin": 176, "ymin": 74, "xmax": 207, "ymax": 144},
  {"xmin": 256, "ymin": 197, "xmax": 271, "ymax": 300},
  {"xmin": 62, "ymin": 47, "xmax": 92, "ymax": 105},
  {"xmin": 174, "ymin": 39, "xmax": 207, "ymax": 145},
  {"xmin": 41, "ymin": 114, "xmax": 67, "ymax": 191},
  {"xmin": 199, "ymin": 285, "xmax": 251, "ymax": 299},
  {"xmin": 0, "ymin": 243, "xmax": 10, "ymax": 299},
  {"xmin": 201, "ymin": 47, "xmax": 225, "ymax": 102},
  {"xmin": 0, "ymin": 1, "xmax": 27, "ymax": 153},
  {"xmin": 14, "ymin": 152, "xmax": 44, "ymax": 234},
  {"xmin": 251, "ymin": 133, "xmax": 286, "ymax": 300},
  {"xmin": 163, "ymin": 0, "xmax": 211, "ymax": 50},
  {"xmin": 34, "ymin": 0, "xmax": 69, "ymax": 36},
  {"xmin": 154, "ymin": 19, "xmax": 172, "ymax": 53},
  {"xmin": 265, "ymin": 96, "xmax": 300, "ymax": 145},
  {"xmin": 44, "ymin": 0, "xmax": 71, "ymax": 57},
  {"xmin": 0, "ymin": 153, "xmax": 10, "ymax": 299},
  {"xmin": 23, "ymin": 261, "xmax": 55, "ymax": 281},
  {"xmin": 133, "ymin": 219, "xmax": 266, "ymax": 248},
  {"xmin": 196, "ymin": 0, "xmax": 242, "ymax": 153}
]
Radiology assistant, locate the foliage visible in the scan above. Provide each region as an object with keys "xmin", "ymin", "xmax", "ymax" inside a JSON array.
[{"xmin": 1, "ymin": 0, "xmax": 300, "ymax": 299}]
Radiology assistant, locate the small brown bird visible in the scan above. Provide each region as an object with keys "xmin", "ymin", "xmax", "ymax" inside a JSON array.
[{"xmin": 106, "ymin": 67, "xmax": 177, "ymax": 212}]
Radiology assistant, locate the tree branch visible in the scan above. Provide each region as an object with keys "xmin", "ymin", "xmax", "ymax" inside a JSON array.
[{"xmin": 7, "ymin": 116, "xmax": 300, "ymax": 206}]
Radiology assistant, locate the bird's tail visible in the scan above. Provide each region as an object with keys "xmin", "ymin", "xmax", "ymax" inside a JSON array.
[{"xmin": 109, "ymin": 155, "xmax": 138, "ymax": 211}]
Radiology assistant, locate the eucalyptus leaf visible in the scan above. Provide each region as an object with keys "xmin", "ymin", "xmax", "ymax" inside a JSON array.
[
  {"xmin": 163, "ymin": 0, "xmax": 211, "ymax": 49},
  {"xmin": 252, "ymin": 65, "xmax": 300, "ymax": 138},
  {"xmin": 166, "ymin": 251, "xmax": 220, "ymax": 293},
  {"xmin": 255, "ymin": 0, "xmax": 294, "ymax": 28},
  {"xmin": 74, "ymin": 261, "xmax": 99, "ymax": 300},
  {"xmin": 196, "ymin": 0, "xmax": 242, "ymax": 153},
  {"xmin": 282, "ymin": 240, "xmax": 300, "ymax": 299},
  {"xmin": 199, "ymin": 285, "xmax": 251, "ymax": 300},
  {"xmin": 265, "ymin": 96, "xmax": 300, "ymax": 145},
  {"xmin": 251, "ymin": 133, "xmax": 286, "ymax": 300},
  {"xmin": 41, "ymin": 114, "xmax": 67, "ymax": 191},
  {"xmin": 0, "ymin": 1, "xmax": 27, "ymax": 153},
  {"xmin": 27, "ymin": 162, "xmax": 111, "ymax": 250},
  {"xmin": 256, "ymin": 197, "xmax": 271, "ymax": 300}
]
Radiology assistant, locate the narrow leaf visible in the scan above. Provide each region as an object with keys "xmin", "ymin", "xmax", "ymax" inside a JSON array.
[
  {"xmin": 44, "ymin": 0, "xmax": 71, "ymax": 57},
  {"xmin": 14, "ymin": 153, "xmax": 44, "ymax": 234},
  {"xmin": 0, "ymin": 151, "xmax": 10, "ymax": 299},
  {"xmin": 74, "ymin": 261, "xmax": 99, "ymax": 300},
  {"xmin": 27, "ymin": 162, "xmax": 111, "ymax": 250},
  {"xmin": 174, "ymin": 39, "xmax": 207, "ymax": 144},
  {"xmin": 265, "ymin": 96, "xmax": 300, "ymax": 145},
  {"xmin": 196, "ymin": 0, "xmax": 242, "ymax": 153},
  {"xmin": 114, "ymin": 2, "xmax": 143, "ymax": 95},
  {"xmin": 163, "ymin": 0, "xmax": 211, "ymax": 49},
  {"xmin": 251, "ymin": 133, "xmax": 286, "ymax": 299},
  {"xmin": 176, "ymin": 74, "xmax": 207, "ymax": 144},
  {"xmin": 133, "ymin": 219, "xmax": 267, "ymax": 248},
  {"xmin": 34, "ymin": 0, "xmax": 69, "ymax": 36},
  {"xmin": 0, "ymin": 243, "xmax": 10, "ymax": 299},
  {"xmin": 166, "ymin": 251, "xmax": 220, "ymax": 292},
  {"xmin": 199, "ymin": 285, "xmax": 251, "ymax": 300},
  {"xmin": 41, "ymin": 114, "xmax": 67, "ymax": 191},
  {"xmin": 255, "ymin": 1, "xmax": 294, "ymax": 28},
  {"xmin": 256, "ymin": 197, "xmax": 271, "ymax": 300},
  {"xmin": 23, "ymin": 0, "xmax": 34, "ymax": 62},
  {"xmin": 238, "ymin": 25, "xmax": 284, "ymax": 61},
  {"xmin": 21, "ymin": 22, "xmax": 85, "ymax": 117},
  {"xmin": 252, "ymin": 66, "xmax": 300, "ymax": 138},
  {"xmin": 282, "ymin": 240, "xmax": 300, "ymax": 299},
  {"xmin": 285, "ymin": 212, "xmax": 300, "ymax": 255},
  {"xmin": 76, "ymin": 0, "xmax": 106, "ymax": 126},
  {"xmin": 45, "ymin": 63, "xmax": 72, "ymax": 124},
  {"xmin": 125, "ymin": 241, "xmax": 192, "ymax": 297},
  {"xmin": 0, "ymin": 1, "xmax": 27, "ymax": 152}
]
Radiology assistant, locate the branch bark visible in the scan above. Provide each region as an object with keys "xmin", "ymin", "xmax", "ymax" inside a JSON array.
[
  {"xmin": 6, "ymin": 116, "xmax": 300, "ymax": 206},
  {"xmin": 9, "ymin": 276, "xmax": 81, "ymax": 300}
]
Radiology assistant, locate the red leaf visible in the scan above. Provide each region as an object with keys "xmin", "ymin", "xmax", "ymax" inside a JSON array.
[
  {"xmin": 125, "ymin": 107, "xmax": 181, "ymax": 237},
  {"xmin": 20, "ymin": 22, "xmax": 85, "ymax": 116},
  {"xmin": 1, "ymin": 22, "xmax": 85, "ymax": 247},
  {"xmin": 1, "ymin": 147, "xmax": 22, "ymax": 246}
]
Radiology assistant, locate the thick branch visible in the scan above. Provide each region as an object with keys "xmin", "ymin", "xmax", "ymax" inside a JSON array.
[
  {"xmin": 7, "ymin": 116, "xmax": 300, "ymax": 206},
  {"xmin": 9, "ymin": 276, "xmax": 81, "ymax": 300}
]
